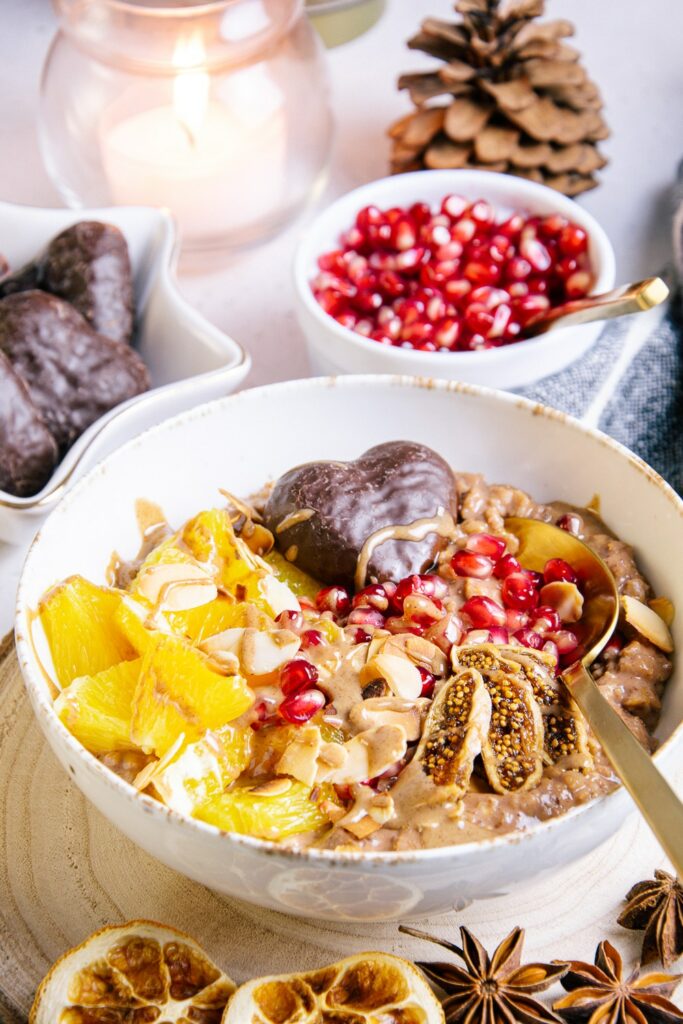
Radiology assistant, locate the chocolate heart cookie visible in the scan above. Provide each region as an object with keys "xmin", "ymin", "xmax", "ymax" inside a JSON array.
[
  {"xmin": 0, "ymin": 291, "xmax": 149, "ymax": 453},
  {"xmin": 263, "ymin": 441, "xmax": 457, "ymax": 587},
  {"xmin": 0, "ymin": 221, "xmax": 134, "ymax": 344}
]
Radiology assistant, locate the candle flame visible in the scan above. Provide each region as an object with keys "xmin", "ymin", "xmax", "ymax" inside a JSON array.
[{"xmin": 173, "ymin": 34, "xmax": 209, "ymax": 147}]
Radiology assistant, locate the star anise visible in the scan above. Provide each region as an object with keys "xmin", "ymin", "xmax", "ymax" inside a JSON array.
[
  {"xmin": 552, "ymin": 940, "xmax": 683, "ymax": 1024},
  {"xmin": 400, "ymin": 924, "xmax": 567, "ymax": 1023},
  {"xmin": 618, "ymin": 870, "xmax": 683, "ymax": 968}
]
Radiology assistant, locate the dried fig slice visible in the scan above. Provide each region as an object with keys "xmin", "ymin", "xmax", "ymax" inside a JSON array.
[
  {"xmin": 224, "ymin": 952, "xmax": 445, "ymax": 1023},
  {"xmin": 0, "ymin": 348, "xmax": 58, "ymax": 496},
  {"xmin": 452, "ymin": 645, "xmax": 544, "ymax": 791},
  {"xmin": 0, "ymin": 290, "xmax": 149, "ymax": 452},
  {"xmin": 389, "ymin": 667, "xmax": 491, "ymax": 815},
  {"xmin": 29, "ymin": 919, "xmax": 235, "ymax": 1024},
  {"xmin": 0, "ymin": 220, "xmax": 134, "ymax": 344}
]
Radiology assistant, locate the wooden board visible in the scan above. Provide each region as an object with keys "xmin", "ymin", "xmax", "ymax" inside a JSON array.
[{"xmin": 0, "ymin": 635, "xmax": 677, "ymax": 1021}]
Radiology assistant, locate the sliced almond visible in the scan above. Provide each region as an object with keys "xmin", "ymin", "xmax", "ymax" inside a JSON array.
[
  {"xmin": 137, "ymin": 561, "xmax": 218, "ymax": 611},
  {"xmin": 349, "ymin": 697, "xmax": 422, "ymax": 741},
  {"xmin": 325, "ymin": 725, "xmax": 407, "ymax": 785},
  {"xmin": 649, "ymin": 596, "xmax": 675, "ymax": 628},
  {"xmin": 200, "ymin": 626, "xmax": 300, "ymax": 676},
  {"xmin": 133, "ymin": 732, "xmax": 185, "ymax": 792},
  {"xmin": 539, "ymin": 581, "xmax": 584, "ymax": 622},
  {"xmin": 276, "ymin": 725, "xmax": 323, "ymax": 787},
  {"xmin": 258, "ymin": 574, "xmax": 300, "ymax": 616},
  {"xmin": 240, "ymin": 521, "xmax": 274, "ymax": 557},
  {"xmin": 622, "ymin": 595, "xmax": 674, "ymax": 653},
  {"xmin": 317, "ymin": 742, "xmax": 347, "ymax": 771},
  {"xmin": 360, "ymin": 651, "xmax": 423, "ymax": 701}
]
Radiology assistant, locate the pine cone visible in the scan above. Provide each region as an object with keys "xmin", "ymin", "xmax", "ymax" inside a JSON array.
[{"xmin": 389, "ymin": 0, "xmax": 609, "ymax": 196}]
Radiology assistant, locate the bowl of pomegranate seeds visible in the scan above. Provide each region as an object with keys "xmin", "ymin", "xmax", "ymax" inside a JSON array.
[{"xmin": 295, "ymin": 170, "xmax": 615, "ymax": 387}]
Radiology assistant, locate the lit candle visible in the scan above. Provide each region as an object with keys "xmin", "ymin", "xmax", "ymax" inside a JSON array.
[{"xmin": 100, "ymin": 35, "xmax": 286, "ymax": 242}]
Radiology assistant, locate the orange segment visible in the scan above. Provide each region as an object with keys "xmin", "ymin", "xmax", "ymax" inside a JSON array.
[
  {"xmin": 264, "ymin": 550, "xmax": 321, "ymax": 601},
  {"xmin": 131, "ymin": 635, "xmax": 253, "ymax": 757},
  {"xmin": 153, "ymin": 724, "xmax": 253, "ymax": 816},
  {"xmin": 115, "ymin": 593, "xmax": 258, "ymax": 655},
  {"xmin": 38, "ymin": 575, "xmax": 136, "ymax": 689},
  {"xmin": 29, "ymin": 920, "xmax": 235, "ymax": 1024},
  {"xmin": 55, "ymin": 659, "xmax": 141, "ymax": 755},
  {"xmin": 195, "ymin": 779, "xmax": 334, "ymax": 841}
]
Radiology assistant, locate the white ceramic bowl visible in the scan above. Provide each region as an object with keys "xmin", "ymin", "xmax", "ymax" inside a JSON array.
[
  {"xmin": 0, "ymin": 201, "xmax": 250, "ymax": 545},
  {"xmin": 294, "ymin": 170, "xmax": 615, "ymax": 388},
  {"xmin": 16, "ymin": 376, "xmax": 683, "ymax": 922}
]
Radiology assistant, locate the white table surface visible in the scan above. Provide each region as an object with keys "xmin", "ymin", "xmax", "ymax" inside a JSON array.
[{"xmin": 0, "ymin": 0, "xmax": 683, "ymax": 988}]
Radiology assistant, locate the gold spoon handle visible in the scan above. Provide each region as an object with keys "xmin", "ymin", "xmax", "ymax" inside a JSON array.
[
  {"xmin": 525, "ymin": 276, "xmax": 670, "ymax": 338},
  {"xmin": 564, "ymin": 661, "xmax": 683, "ymax": 878}
]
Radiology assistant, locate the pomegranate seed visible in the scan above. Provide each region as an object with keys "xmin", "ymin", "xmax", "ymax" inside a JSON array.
[
  {"xmin": 410, "ymin": 201, "xmax": 432, "ymax": 225},
  {"xmin": 356, "ymin": 205, "xmax": 384, "ymax": 232},
  {"xmin": 370, "ymin": 329, "xmax": 392, "ymax": 345},
  {"xmin": 531, "ymin": 606, "xmax": 561, "ymax": 632},
  {"xmin": 544, "ymin": 558, "xmax": 578, "ymax": 585},
  {"xmin": 565, "ymin": 271, "xmax": 592, "ymax": 298},
  {"xmin": 489, "ymin": 304, "xmax": 512, "ymax": 338},
  {"xmin": 465, "ymin": 533, "xmax": 506, "ymax": 560},
  {"xmin": 276, "ymin": 609, "xmax": 304, "ymax": 632},
  {"xmin": 461, "ymin": 596, "xmax": 506, "ymax": 629},
  {"xmin": 453, "ymin": 218, "xmax": 477, "ymax": 243},
  {"xmin": 315, "ymin": 289, "xmax": 347, "ymax": 316},
  {"xmin": 557, "ymin": 512, "xmax": 582, "ymax": 536},
  {"xmin": 436, "ymin": 239, "xmax": 463, "ymax": 261},
  {"xmin": 280, "ymin": 659, "xmax": 319, "ymax": 696},
  {"xmin": 513, "ymin": 294, "xmax": 550, "ymax": 326},
  {"xmin": 348, "ymin": 626, "xmax": 371, "ymax": 644},
  {"xmin": 494, "ymin": 554, "xmax": 521, "ymax": 579},
  {"xmin": 556, "ymin": 256, "xmax": 578, "ymax": 280},
  {"xmin": 470, "ymin": 199, "xmax": 494, "ymax": 225},
  {"xmin": 353, "ymin": 289, "xmax": 383, "ymax": 314},
  {"xmin": 300, "ymin": 629, "xmax": 325, "ymax": 648},
  {"xmin": 506, "ymin": 256, "xmax": 532, "ymax": 280},
  {"xmin": 524, "ymin": 569, "xmax": 544, "ymax": 589},
  {"xmin": 603, "ymin": 632, "xmax": 624, "ymax": 658},
  {"xmin": 423, "ymin": 222, "xmax": 451, "ymax": 248},
  {"xmin": 347, "ymin": 607, "xmax": 386, "ymax": 628},
  {"xmin": 542, "ymin": 640, "xmax": 560, "ymax": 665},
  {"xmin": 392, "ymin": 574, "xmax": 446, "ymax": 612},
  {"xmin": 395, "ymin": 247, "xmax": 426, "ymax": 272},
  {"xmin": 418, "ymin": 666, "xmax": 436, "ymax": 697},
  {"xmin": 501, "ymin": 572, "xmax": 540, "ymax": 611},
  {"xmin": 444, "ymin": 278, "xmax": 472, "ymax": 301},
  {"xmin": 315, "ymin": 585, "xmax": 351, "ymax": 617},
  {"xmin": 355, "ymin": 319, "xmax": 372, "ymax": 336},
  {"xmin": 470, "ymin": 286, "xmax": 510, "ymax": 309},
  {"xmin": 451, "ymin": 550, "xmax": 494, "ymax": 579},
  {"xmin": 390, "ymin": 216, "xmax": 418, "ymax": 251},
  {"xmin": 442, "ymin": 194, "xmax": 468, "ymax": 219},
  {"xmin": 279, "ymin": 688, "xmax": 326, "ymax": 724},
  {"xmin": 352, "ymin": 583, "xmax": 389, "ymax": 612},
  {"xmin": 335, "ymin": 311, "xmax": 357, "ymax": 331},
  {"xmin": 464, "ymin": 260, "xmax": 500, "ymax": 286},
  {"xmin": 520, "ymin": 235, "xmax": 551, "ymax": 272},
  {"xmin": 377, "ymin": 270, "xmax": 406, "ymax": 298},
  {"xmin": 426, "ymin": 613, "xmax": 463, "ymax": 654},
  {"xmin": 499, "ymin": 214, "xmax": 525, "ymax": 237},
  {"xmin": 488, "ymin": 626, "xmax": 510, "ymax": 645},
  {"xmin": 464, "ymin": 628, "xmax": 494, "ymax": 645},
  {"xmin": 514, "ymin": 627, "xmax": 544, "ymax": 650},
  {"xmin": 341, "ymin": 225, "xmax": 365, "ymax": 249},
  {"xmin": 559, "ymin": 224, "xmax": 588, "ymax": 256},
  {"xmin": 548, "ymin": 629, "xmax": 580, "ymax": 656},
  {"xmin": 506, "ymin": 608, "xmax": 529, "ymax": 630},
  {"xmin": 318, "ymin": 249, "xmax": 346, "ymax": 274},
  {"xmin": 434, "ymin": 316, "xmax": 461, "ymax": 349}
]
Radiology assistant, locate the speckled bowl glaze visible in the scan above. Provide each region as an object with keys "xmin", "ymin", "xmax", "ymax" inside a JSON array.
[{"xmin": 15, "ymin": 376, "xmax": 683, "ymax": 922}]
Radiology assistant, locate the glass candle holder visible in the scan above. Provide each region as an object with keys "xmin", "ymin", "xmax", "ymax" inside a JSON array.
[{"xmin": 39, "ymin": 0, "xmax": 334, "ymax": 252}]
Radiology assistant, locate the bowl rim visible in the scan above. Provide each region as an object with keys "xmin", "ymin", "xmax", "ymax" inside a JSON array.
[
  {"xmin": 293, "ymin": 168, "xmax": 616, "ymax": 367},
  {"xmin": 0, "ymin": 199, "xmax": 250, "ymax": 512},
  {"xmin": 15, "ymin": 374, "xmax": 683, "ymax": 866}
]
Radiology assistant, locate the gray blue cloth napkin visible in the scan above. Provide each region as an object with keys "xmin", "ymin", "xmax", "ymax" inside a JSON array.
[{"xmin": 517, "ymin": 307, "xmax": 683, "ymax": 496}]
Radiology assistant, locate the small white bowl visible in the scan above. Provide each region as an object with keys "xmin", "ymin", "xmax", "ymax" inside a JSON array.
[
  {"xmin": 294, "ymin": 170, "xmax": 615, "ymax": 388},
  {"xmin": 15, "ymin": 376, "xmax": 683, "ymax": 922},
  {"xmin": 0, "ymin": 201, "xmax": 250, "ymax": 545}
]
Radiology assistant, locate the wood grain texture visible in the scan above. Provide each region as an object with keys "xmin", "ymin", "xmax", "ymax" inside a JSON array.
[{"xmin": 0, "ymin": 639, "xmax": 680, "ymax": 1021}]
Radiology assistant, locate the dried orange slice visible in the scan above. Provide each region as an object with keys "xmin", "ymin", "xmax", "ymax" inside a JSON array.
[
  {"xmin": 224, "ymin": 952, "xmax": 444, "ymax": 1023},
  {"xmin": 29, "ymin": 920, "xmax": 235, "ymax": 1024}
]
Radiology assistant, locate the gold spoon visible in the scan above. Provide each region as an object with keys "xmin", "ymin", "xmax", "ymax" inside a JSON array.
[
  {"xmin": 505, "ymin": 516, "xmax": 683, "ymax": 877},
  {"xmin": 523, "ymin": 276, "xmax": 669, "ymax": 338}
]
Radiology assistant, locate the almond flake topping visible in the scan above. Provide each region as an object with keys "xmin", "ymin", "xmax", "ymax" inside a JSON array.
[
  {"xmin": 137, "ymin": 561, "xmax": 218, "ymax": 611},
  {"xmin": 622, "ymin": 595, "xmax": 674, "ymax": 653}
]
